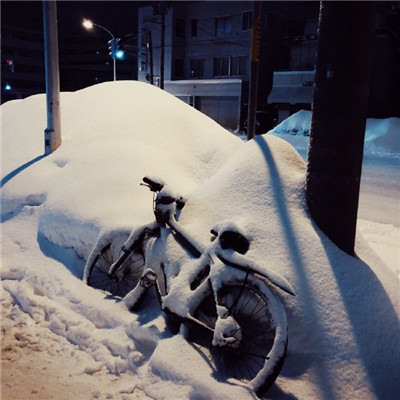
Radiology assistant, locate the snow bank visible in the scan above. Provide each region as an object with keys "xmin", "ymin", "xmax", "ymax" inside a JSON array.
[
  {"xmin": 272, "ymin": 109, "xmax": 311, "ymax": 136},
  {"xmin": 1, "ymin": 81, "xmax": 241, "ymax": 259},
  {"xmin": 2, "ymin": 82, "xmax": 399, "ymax": 400},
  {"xmin": 180, "ymin": 134, "xmax": 400, "ymax": 399},
  {"xmin": 270, "ymin": 110, "xmax": 400, "ymax": 157},
  {"xmin": 364, "ymin": 117, "xmax": 400, "ymax": 156}
]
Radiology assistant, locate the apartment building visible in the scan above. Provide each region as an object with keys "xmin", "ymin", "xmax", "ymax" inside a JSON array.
[
  {"xmin": 138, "ymin": 1, "xmax": 399, "ymax": 130},
  {"xmin": 1, "ymin": 26, "xmax": 136, "ymax": 103},
  {"xmin": 137, "ymin": 1, "xmax": 317, "ymax": 130},
  {"xmin": 269, "ymin": 2, "xmax": 400, "ymax": 122},
  {"xmin": 1, "ymin": 26, "xmax": 46, "ymax": 102},
  {"xmin": 138, "ymin": 1, "xmax": 250, "ymax": 130}
]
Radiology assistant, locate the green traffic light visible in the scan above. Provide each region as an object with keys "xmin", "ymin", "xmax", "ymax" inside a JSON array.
[{"xmin": 115, "ymin": 50, "xmax": 124, "ymax": 60}]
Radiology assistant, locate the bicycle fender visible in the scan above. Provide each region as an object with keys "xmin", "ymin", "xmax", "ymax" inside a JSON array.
[
  {"xmin": 216, "ymin": 250, "xmax": 295, "ymax": 296},
  {"xmin": 123, "ymin": 221, "xmax": 160, "ymax": 250}
]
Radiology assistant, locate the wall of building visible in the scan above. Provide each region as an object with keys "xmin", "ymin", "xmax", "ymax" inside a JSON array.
[
  {"xmin": 1, "ymin": 24, "xmax": 137, "ymax": 103},
  {"xmin": 138, "ymin": 2, "xmax": 253, "ymax": 84},
  {"xmin": 137, "ymin": 1, "xmax": 320, "ymax": 131},
  {"xmin": 138, "ymin": 2, "xmax": 258, "ymax": 130},
  {"xmin": 1, "ymin": 26, "xmax": 46, "ymax": 102}
]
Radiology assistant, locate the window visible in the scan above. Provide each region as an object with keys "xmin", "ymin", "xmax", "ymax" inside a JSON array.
[
  {"xmin": 213, "ymin": 57, "xmax": 230, "ymax": 76},
  {"xmin": 213, "ymin": 56, "xmax": 248, "ymax": 77},
  {"xmin": 190, "ymin": 59, "xmax": 204, "ymax": 77},
  {"xmin": 231, "ymin": 56, "xmax": 247, "ymax": 75},
  {"xmin": 242, "ymin": 11, "xmax": 252, "ymax": 30},
  {"xmin": 191, "ymin": 19, "xmax": 198, "ymax": 37},
  {"xmin": 141, "ymin": 29, "xmax": 148, "ymax": 47},
  {"xmin": 175, "ymin": 18, "xmax": 185, "ymax": 38},
  {"xmin": 215, "ymin": 16, "xmax": 232, "ymax": 35},
  {"xmin": 174, "ymin": 58, "xmax": 184, "ymax": 77}
]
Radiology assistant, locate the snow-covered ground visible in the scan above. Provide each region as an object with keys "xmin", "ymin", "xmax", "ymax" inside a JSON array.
[{"xmin": 1, "ymin": 82, "xmax": 399, "ymax": 400}]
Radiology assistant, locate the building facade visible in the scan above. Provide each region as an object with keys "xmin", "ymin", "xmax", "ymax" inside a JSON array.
[
  {"xmin": 137, "ymin": 1, "xmax": 319, "ymax": 131},
  {"xmin": 138, "ymin": 1, "xmax": 399, "ymax": 130},
  {"xmin": 138, "ymin": 1, "xmax": 256, "ymax": 130},
  {"xmin": 1, "ymin": 26, "xmax": 137, "ymax": 104},
  {"xmin": 1, "ymin": 26, "xmax": 46, "ymax": 102},
  {"xmin": 269, "ymin": 2, "xmax": 400, "ymax": 123}
]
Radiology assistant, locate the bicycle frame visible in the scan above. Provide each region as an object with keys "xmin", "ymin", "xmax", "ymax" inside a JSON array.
[
  {"xmin": 84, "ymin": 176, "xmax": 294, "ymax": 396},
  {"xmin": 113, "ymin": 177, "xmax": 294, "ymax": 337}
]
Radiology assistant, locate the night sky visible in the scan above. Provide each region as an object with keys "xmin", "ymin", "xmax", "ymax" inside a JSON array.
[{"xmin": 2, "ymin": 1, "xmax": 146, "ymax": 37}]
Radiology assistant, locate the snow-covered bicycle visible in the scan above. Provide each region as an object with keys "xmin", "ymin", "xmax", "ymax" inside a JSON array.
[{"xmin": 83, "ymin": 176, "xmax": 295, "ymax": 397}]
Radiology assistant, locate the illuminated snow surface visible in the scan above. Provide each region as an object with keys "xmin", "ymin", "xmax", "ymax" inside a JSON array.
[{"xmin": 1, "ymin": 82, "xmax": 399, "ymax": 400}]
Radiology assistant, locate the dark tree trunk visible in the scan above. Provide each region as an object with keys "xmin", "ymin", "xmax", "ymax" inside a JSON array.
[{"xmin": 306, "ymin": 2, "xmax": 376, "ymax": 255}]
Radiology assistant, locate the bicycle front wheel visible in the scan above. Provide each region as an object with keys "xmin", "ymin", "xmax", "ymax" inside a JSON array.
[
  {"xmin": 84, "ymin": 230, "xmax": 145, "ymax": 298},
  {"xmin": 186, "ymin": 279, "xmax": 288, "ymax": 397}
]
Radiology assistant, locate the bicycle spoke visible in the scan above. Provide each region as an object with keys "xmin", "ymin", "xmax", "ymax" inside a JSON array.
[
  {"xmin": 190, "ymin": 283, "xmax": 277, "ymax": 386},
  {"xmin": 87, "ymin": 237, "xmax": 145, "ymax": 298}
]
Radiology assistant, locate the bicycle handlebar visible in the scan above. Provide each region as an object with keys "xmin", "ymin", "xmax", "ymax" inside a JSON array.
[{"xmin": 141, "ymin": 177, "xmax": 164, "ymax": 192}]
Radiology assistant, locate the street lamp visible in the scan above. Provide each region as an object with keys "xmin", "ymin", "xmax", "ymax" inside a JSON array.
[{"xmin": 83, "ymin": 18, "xmax": 117, "ymax": 81}]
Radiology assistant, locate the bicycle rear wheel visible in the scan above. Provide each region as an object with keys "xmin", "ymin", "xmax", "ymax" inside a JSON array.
[
  {"xmin": 186, "ymin": 279, "xmax": 287, "ymax": 397},
  {"xmin": 84, "ymin": 231, "xmax": 145, "ymax": 298}
]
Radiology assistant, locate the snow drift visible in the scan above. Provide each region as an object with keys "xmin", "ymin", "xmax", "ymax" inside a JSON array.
[
  {"xmin": 1, "ymin": 81, "xmax": 399, "ymax": 400},
  {"xmin": 271, "ymin": 109, "xmax": 400, "ymax": 157}
]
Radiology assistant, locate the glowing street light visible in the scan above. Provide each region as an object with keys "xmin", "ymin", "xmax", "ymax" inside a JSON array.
[
  {"xmin": 82, "ymin": 19, "xmax": 94, "ymax": 30},
  {"xmin": 82, "ymin": 18, "xmax": 121, "ymax": 81}
]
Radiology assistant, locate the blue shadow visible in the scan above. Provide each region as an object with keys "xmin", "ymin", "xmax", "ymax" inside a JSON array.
[
  {"xmin": 1, "ymin": 155, "xmax": 45, "ymax": 188},
  {"xmin": 320, "ymin": 233, "xmax": 400, "ymax": 399},
  {"xmin": 37, "ymin": 231, "xmax": 85, "ymax": 279},
  {"xmin": 253, "ymin": 135, "xmax": 336, "ymax": 399},
  {"xmin": 254, "ymin": 135, "xmax": 399, "ymax": 399}
]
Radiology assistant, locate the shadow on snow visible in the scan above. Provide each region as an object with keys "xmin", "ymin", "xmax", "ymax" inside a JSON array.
[{"xmin": 254, "ymin": 135, "xmax": 399, "ymax": 399}]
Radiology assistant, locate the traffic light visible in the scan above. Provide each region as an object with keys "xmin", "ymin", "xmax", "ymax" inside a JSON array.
[
  {"xmin": 108, "ymin": 38, "xmax": 117, "ymax": 57},
  {"xmin": 108, "ymin": 38, "xmax": 124, "ymax": 60},
  {"xmin": 6, "ymin": 59, "xmax": 14, "ymax": 72},
  {"xmin": 115, "ymin": 48, "xmax": 124, "ymax": 60}
]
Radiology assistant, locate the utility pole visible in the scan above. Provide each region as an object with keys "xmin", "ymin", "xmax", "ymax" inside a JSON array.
[
  {"xmin": 148, "ymin": 30, "xmax": 154, "ymax": 85},
  {"xmin": 43, "ymin": 0, "xmax": 61, "ymax": 154},
  {"xmin": 159, "ymin": 2, "xmax": 167, "ymax": 89},
  {"xmin": 306, "ymin": 2, "xmax": 376, "ymax": 255},
  {"xmin": 247, "ymin": 1, "xmax": 262, "ymax": 140}
]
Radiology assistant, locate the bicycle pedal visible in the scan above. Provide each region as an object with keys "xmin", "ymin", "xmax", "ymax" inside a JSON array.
[{"xmin": 140, "ymin": 270, "xmax": 157, "ymax": 288}]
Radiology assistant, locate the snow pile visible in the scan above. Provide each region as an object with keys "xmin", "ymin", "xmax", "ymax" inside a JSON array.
[
  {"xmin": 2, "ymin": 82, "xmax": 399, "ymax": 400},
  {"xmin": 1, "ymin": 81, "xmax": 241, "ymax": 259},
  {"xmin": 271, "ymin": 110, "xmax": 400, "ymax": 157},
  {"xmin": 272, "ymin": 109, "xmax": 311, "ymax": 136},
  {"xmin": 364, "ymin": 117, "xmax": 400, "ymax": 156}
]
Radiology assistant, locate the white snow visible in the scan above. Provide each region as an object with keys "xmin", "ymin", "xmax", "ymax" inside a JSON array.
[
  {"xmin": 1, "ymin": 82, "xmax": 399, "ymax": 400},
  {"xmin": 269, "ymin": 109, "xmax": 400, "ymax": 277}
]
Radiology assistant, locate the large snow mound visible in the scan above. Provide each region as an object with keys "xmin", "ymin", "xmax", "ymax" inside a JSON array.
[
  {"xmin": 1, "ymin": 82, "xmax": 399, "ymax": 400},
  {"xmin": 1, "ymin": 81, "xmax": 242, "ymax": 258}
]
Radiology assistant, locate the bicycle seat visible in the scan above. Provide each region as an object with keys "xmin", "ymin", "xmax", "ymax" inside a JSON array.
[{"xmin": 211, "ymin": 222, "xmax": 250, "ymax": 255}]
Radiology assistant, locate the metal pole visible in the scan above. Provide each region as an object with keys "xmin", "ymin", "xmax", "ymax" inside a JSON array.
[
  {"xmin": 148, "ymin": 30, "xmax": 154, "ymax": 85},
  {"xmin": 247, "ymin": 1, "xmax": 262, "ymax": 140},
  {"xmin": 91, "ymin": 23, "xmax": 116, "ymax": 81},
  {"xmin": 43, "ymin": 0, "xmax": 61, "ymax": 154},
  {"xmin": 160, "ymin": 2, "xmax": 166, "ymax": 89}
]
